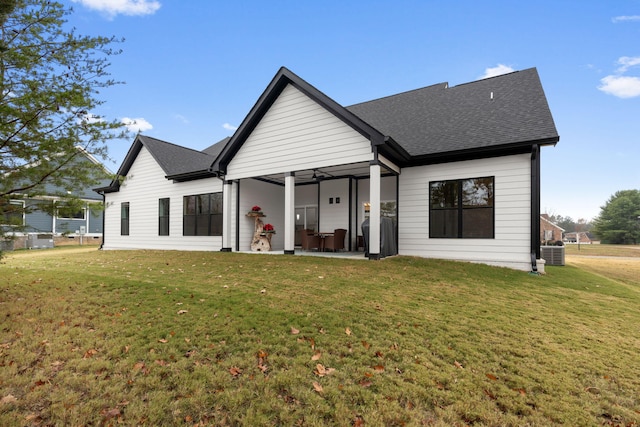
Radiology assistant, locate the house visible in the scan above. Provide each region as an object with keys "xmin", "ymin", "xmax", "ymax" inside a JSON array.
[
  {"xmin": 540, "ymin": 214, "xmax": 565, "ymax": 244},
  {"xmin": 563, "ymin": 231, "xmax": 593, "ymax": 244},
  {"xmin": 1, "ymin": 147, "xmax": 111, "ymax": 249},
  {"xmin": 97, "ymin": 67, "xmax": 559, "ymax": 271}
]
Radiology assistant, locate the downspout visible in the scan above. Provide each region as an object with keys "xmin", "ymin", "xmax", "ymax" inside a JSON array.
[
  {"xmin": 99, "ymin": 192, "xmax": 105, "ymax": 250},
  {"xmin": 530, "ymin": 144, "xmax": 540, "ymax": 273}
]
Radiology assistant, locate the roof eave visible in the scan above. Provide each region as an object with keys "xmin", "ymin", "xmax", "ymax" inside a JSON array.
[
  {"xmin": 407, "ymin": 137, "xmax": 559, "ymax": 166},
  {"xmin": 166, "ymin": 170, "xmax": 218, "ymax": 182}
]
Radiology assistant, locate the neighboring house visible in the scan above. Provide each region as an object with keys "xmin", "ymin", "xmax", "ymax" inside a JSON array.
[
  {"xmin": 540, "ymin": 214, "xmax": 565, "ymax": 244},
  {"xmin": 1, "ymin": 147, "xmax": 111, "ymax": 249},
  {"xmin": 564, "ymin": 232, "xmax": 593, "ymax": 244},
  {"xmin": 97, "ymin": 67, "xmax": 559, "ymax": 271}
]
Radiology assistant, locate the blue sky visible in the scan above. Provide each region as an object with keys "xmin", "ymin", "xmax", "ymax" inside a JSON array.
[{"xmin": 63, "ymin": 0, "xmax": 640, "ymax": 221}]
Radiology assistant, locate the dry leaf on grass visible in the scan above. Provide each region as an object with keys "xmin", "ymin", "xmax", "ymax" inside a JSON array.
[
  {"xmin": 345, "ymin": 327, "xmax": 352, "ymax": 336},
  {"xmin": 83, "ymin": 348, "xmax": 98, "ymax": 359},
  {"xmin": 1, "ymin": 395, "xmax": 17, "ymax": 405},
  {"xmin": 311, "ymin": 350, "xmax": 322, "ymax": 361},
  {"xmin": 454, "ymin": 360, "xmax": 464, "ymax": 369},
  {"xmin": 229, "ymin": 366, "xmax": 242, "ymax": 377},
  {"xmin": 312, "ymin": 381, "xmax": 323, "ymax": 393},
  {"xmin": 290, "ymin": 327, "xmax": 300, "ymax": 335},
  {"xmin": 177, "ymin": 310, "xmax": 188, "ymax": 315}
]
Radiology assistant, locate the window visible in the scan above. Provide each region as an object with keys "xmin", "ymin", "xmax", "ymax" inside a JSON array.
[
  {"xmin": 57, "ymin": 203, "xmax": 85, "ymax": 220},
  {"xmin": 159, "ymin": 198, "xmax": 170, "ymax": 236},
  {"xmin": 429, "ymin": 177, "xmax": 494, "ymax": 238},
  {"xmin": 121, "ymin": 202, "xmax": 130, "ymax": 236},
  {"xmin": 1, "ymin": 200, "xmax": 24, "ymax": 226},
  {"xmin": 183, "ymin": 193, "xmax": 222, "ymax": 236}
]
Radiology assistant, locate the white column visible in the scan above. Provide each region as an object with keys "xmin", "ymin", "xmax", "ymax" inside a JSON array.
[
  {"xmin": 221, "ymin": 180, "xmax": 233, "ymax": 252},
  {"xmin": 284, "ymin": 172, "xmax": 295, "ymax": 254},
  {"xmin": 369, "ymin": 163, "xmax": 381, "ymax": 259}
]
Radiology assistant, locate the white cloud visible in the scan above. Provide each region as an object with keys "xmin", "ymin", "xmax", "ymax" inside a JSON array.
[
  {"xmin": 222, "ymin": 123, "xmax": 238, "ymax": 131},
  {"xmin": 72, "ymin": 0, "xmax": 161, "ymax": 17},
  {"xmin": 478, "ymin": 64, "xmax": 515, "ymax": 80},
  {"xmin": 616, "ymin": 56, "xmax": 640, "ymax": 73},
  {"xmin": 598, "ymin": 75, "xmax": 640, "ymax": 98},
  {"xmin": 598, "ymin": 56, "xmax": 640, "ymax": 98},
  {"xmin": 174, "ymin": 114, "xmax": 189, "ymax": 124},
  {"xmin": 612, "ymin": 15, "xmax": 640, "ymax": 23},
  {"xmin": 121, "ymin": 117, "xmax": 153, "ymax": 133}
]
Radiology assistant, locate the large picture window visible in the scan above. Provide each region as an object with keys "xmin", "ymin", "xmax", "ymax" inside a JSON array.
[
  {"xmin": 121, "ymin": 202, "xmax": 130, "ymax": 236},
  {"xmin": 159, "ymin": 198, "xmax": 170, "ymax": 236},
  {"xmin": 429, "ymin": 177, "xmax": 494, "ymax": 238},
  {"xmin": 183, "ymin": 193, "xmax": 222, "ymax": 236}
]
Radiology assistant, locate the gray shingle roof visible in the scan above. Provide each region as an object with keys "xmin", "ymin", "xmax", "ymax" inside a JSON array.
[
  {"xmin": 347, "ymin": 68, "xmax": 558, "ymax": 158},
  {"xmin": 137, "ymin": 135, "xmax": 216, "ymax": 177}
]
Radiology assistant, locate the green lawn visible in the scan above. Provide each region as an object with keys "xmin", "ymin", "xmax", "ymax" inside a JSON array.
[{"xmin": 1, "ymin": 248, "xmax": 639, "ymax": 426}]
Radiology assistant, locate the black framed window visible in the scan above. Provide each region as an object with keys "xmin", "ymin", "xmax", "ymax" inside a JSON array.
[
  {"xmin": 121, "ymin": 202, "xmax": 130, "ymax": 236},
  {"xmin": 159, "ymin": 198, "xmax": 170, "ymax": 236},
  {"xmin": 429, "ymin": 177, "xmax": 494, "ymax": 238},
  {"xmin": 183, "ymin": 193, "xmax": 222, "ymax": 236}
]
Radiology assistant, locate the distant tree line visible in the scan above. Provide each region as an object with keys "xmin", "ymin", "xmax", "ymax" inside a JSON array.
[{"xmin": 548, "ymin": 189, "xmax": 640, "ymax": 245}]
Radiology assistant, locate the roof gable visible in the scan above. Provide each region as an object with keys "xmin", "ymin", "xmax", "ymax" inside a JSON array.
[
  {"xmin": 214, "ymin": 67, "xmax": 389, "ymax": 173},
  {"xmin": 97, "ymin": 135, "xmax": 218, "ymax": 193}
]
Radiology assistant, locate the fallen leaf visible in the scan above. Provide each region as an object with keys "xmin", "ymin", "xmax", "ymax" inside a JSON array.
[
  {"xmin": 102, "ymin": 408, "xmax": 121, "ymax": 420},
  {"xmin": 345, "ymin": 327, "xmax": 352, "ymax": 336},
  {"xmin": 312, "ymin": 381, "xmax": 323, "ymax": 393},
  {"xmin": 229, "ymin": 366, "xmax": 242, "ymax": 377},
  {"xmin": 359, "ymin": 379, "xmax": 373, "ymax": 388},
  {"xmin": 260, "ymin": 289, "xmax": 266, "ymax": 294},
  {"xmin": 353, "ymin": 415, "xmax": 365, "ymax": 426},
  {"xmin": 315, "ymin": 364, "xmax": 327, "ymax": 377},
  {"xmin": 158, "ymin": 338, "xmax": 168, "ymax": 343},
  {"xmin": 1, "ymin": 395, "xmax": 18, "ymax": 405},
  {"xmin": 486, "ymin": 373, "xmax": 498, "ymax": 381},
  {"xmin": 373, "ymin": 365, "xmax": 385, "ymax": 373},
  {"xmin": 311, "ymin": 350, "xmax": 322, "ymax": 361},
  {"xmin": 363, "ymin": 372, "xmax": 373, "ymax": 378},
  {"xmin": 375, "ymin": 351, "xmax": 384, "ymax": 358},
  {"xmin": 83, "ymin": 348, "xmax": 98, "ymax": 359},
  {"xmin": 177, "ymin": 310, "xmax": 188, "ymax": 315},
  {"xmin": 454, "ymin": 360, "xmax": 464, "ymax": 369},
  {"xmin": 133, "ymin": 362, "xmax": 146, "ymax": 371},
  {"xmin": 290, "ymin": 327, "xmax": 300, "ymax": 335},
  {"xmin": 361, "ymin": 341, "xmax": 371, "ymax": 350},
  {"xmin": 483, "ymin": 389, "xmax": 496, "ymax": 400}
]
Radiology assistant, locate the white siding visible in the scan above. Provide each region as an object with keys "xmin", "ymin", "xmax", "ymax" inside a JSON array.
[
  {"xmin": 318, "ymin": 178, "xmax": 350, "ymax": 233},
  {"xmin": 226, "ymin": 84, "xmax": 374, "ymax": 180},
  {"xmin": 398, "ymin": 154, "xmax": 533, "ymax": 270},
  {"xmin": 103, "ymin": 147, "xmax": 223, "ymax": 251}
]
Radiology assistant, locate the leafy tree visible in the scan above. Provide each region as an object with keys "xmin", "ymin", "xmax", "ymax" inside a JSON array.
[
  {"xmin": 1, "ymin": 0, "xmax": 126, "ymax": 254},
  {"xmin": 592, "ymin": 189, "xmax": 640, "ymax": 244}
]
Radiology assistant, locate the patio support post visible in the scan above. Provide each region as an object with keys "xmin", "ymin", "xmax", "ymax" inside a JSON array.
[
  {"xmin": 369, "ymin": 162, "xmax": 381, "ymax": 259},
  {"xmin": 284, "ymin": 172, "xmax": 295, "ymax": 254},
  {"xmin": 221, "ymin": 180, "xmax": 233, "ymax": 252}
]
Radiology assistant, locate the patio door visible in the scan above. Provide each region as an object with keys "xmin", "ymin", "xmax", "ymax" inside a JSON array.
[{"xmin": 295, "ymin": 206, "xmax": 318, "ymax": 245}]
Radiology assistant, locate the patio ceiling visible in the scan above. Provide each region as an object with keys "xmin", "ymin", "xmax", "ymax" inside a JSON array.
[{"xmin": 257, "ymin": 162, "xmax": 397, "ymax": 186}]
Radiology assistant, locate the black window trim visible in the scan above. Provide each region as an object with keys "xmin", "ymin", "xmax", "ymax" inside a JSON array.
[
  {"xmin": 429, "ymin": 176, "xmax": 495, "ymax": 239},
  {"xmin": 183, "ymin": 192, "xmax": 223, "ymax": 237}
]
